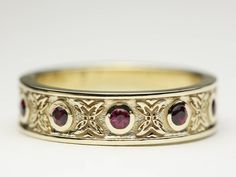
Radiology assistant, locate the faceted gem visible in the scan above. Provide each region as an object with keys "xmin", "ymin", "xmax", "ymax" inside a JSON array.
[
  {"xmin": 52, "ymin": 107, "xmax": 68, "ymax": 126},
  {"xmin": 170, "ymin": 103, "xmax": 188, "ymax": 126},
  {"xmin": 109, "ymin": 108, "xmax": 130, "ymax": 129},
  {"xmin": 20, "ymin": 99, "xmax": 26, "ymax": 116},
  {"xmin": 212, "ymin": 100, "xmax": 216, "ymax": 116}
]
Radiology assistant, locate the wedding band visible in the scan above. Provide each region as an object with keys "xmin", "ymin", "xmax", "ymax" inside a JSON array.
[{"xmin": 19, "ymin": 66, "xmax": 217, "ymax": 145}]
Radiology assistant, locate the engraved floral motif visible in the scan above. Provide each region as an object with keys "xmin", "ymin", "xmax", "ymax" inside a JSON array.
[
  {"xmin": 189, "ymin": 92, "xmax": 211, "ymax": 133},
  {"xmin": 73, "ymin": 100, "xmax": 105, "ymax": 138},
  {"xmin": 27, "ymin": 92, "xmax": 51, "ymax": 133},
  {"xmin": 136, "ymin": 99, "xmax": 166, "ymax": 138},
  {"xmin": 19, "ymin": 84, "xmax": 216, "ymax": 142}
]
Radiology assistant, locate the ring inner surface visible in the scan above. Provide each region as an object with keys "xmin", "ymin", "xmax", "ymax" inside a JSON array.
[{"xmin": 35, "ymin": 68, "xmax": 202, "ymax": 92}]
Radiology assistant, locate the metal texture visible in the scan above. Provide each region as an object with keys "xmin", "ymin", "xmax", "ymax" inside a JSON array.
[{"xmin": 19, "ymin": 67, "xmax": 217, "ymax": 145}]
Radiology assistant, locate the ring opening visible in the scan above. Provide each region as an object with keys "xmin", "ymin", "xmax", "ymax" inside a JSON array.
[{"xmin": 34, "ymin": 68, "xmax": 203, "ymax": 92}]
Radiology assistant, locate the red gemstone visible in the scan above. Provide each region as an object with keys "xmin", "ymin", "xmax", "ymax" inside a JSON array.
[
  {"xmin": 109, "ymin": 108, "xmax": 130, "ymax": 129},
  {"xmin": 20, "ymin": 99, "xmax": 26, "ymax": 116},
  {"xmin": 170, "ymin": 103, "xmax": 188, "ymax": 126},
  {"xmin": 52, "ymin": 107, "xmax": 68, "ymax": 126}
]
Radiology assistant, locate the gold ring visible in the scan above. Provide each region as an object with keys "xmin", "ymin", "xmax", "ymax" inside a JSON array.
[{"xmin": 19, "ymin": 66, "xmax": 217, "ymax": 145}]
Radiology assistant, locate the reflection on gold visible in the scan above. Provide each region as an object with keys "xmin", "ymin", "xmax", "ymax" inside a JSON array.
[{"xmin": 36, "ymin": 68, "xmax": 202, "ymax": 91}]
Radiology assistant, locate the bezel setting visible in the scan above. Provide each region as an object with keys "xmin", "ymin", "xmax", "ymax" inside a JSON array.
[
  {"xmin": 49, "ymin": 100, "xmax": 73, "ymax": 132},
  {"xmin": 105, "ymin": 104, "xmax": 135, "ymax": 135},
  {"xmin": 19, "ymin": 67, "xmax": 217, "ymax": 145},
  {"xmin": 19, "ymin": 96, "xmax": 29, "ymax": 124},
  {"xmin": 167, "ymin": 101, "xmax": 191, "ymax": 131},
  {"xmin": 209, "ymin": 93, "xmax": 216, "ymax": 124}
]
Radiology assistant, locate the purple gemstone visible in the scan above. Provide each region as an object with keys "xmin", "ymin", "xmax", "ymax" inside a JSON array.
[
  {"xmin": 170, "ymin": 103, "xmax": 188, "ymax": 126},
  {"xmin": 109, "ymin": 108, "xmax": 130, "ymax": 129},
  {"xmin": 52, "ymin": 107, "xmax": 68, "ymax": 126},
  {"xmin": 20, "ymin": 99, "xmax": 26, "ymax": 116}
]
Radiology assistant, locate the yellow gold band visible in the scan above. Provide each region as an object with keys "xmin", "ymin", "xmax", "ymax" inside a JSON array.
[{"xmin": 19, "ymin": 67, "xmax": 217, "ymax": 145}]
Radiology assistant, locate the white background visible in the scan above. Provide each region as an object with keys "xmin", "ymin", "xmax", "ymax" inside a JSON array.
[{"xmin": 0, "ymin": 0, "xmax": 236, "ymax": 177}]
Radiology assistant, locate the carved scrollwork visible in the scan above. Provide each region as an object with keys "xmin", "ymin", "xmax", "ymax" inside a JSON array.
[
  {"xmin": 73, "ymin": 100, "xmax": 105, "ymax": 138},
  {"xmin": 136, "ymin": 99, "xmax": 166, "ymax": 138},
  {"xmin": 189, "ymin": 92, "xmax": 211, "ymax": 133},
  {"xmin": 19, "ymin": 84, "xmax": 216, "ymax": 143},
  {"xmin": 27, "ymin": 93, "xmax": 51, "ymax": 133}
]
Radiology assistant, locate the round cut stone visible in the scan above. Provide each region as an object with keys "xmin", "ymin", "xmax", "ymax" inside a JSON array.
[
  {"xmin": 109, "ymin": 108, "xmax": 130, "ymax": 129},
  {"xmin": 170, "ymin": 103, "xmax": 188, "ymax": 126},
  {"xmin": 52, "ymin": 107, "xmax": 68, "ymax": 126},
  {"xmin": 20, "ymin": 99, "xmax": 26, "ymax": 116}
]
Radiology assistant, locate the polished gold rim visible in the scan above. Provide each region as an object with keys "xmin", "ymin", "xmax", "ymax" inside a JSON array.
[
  {"xmin": 19, "ymin": 67, "xmax": 217, "ymax": 146},
  {"xmin": 20, "ymin": 125, "xmax": 216, "ymax": 146}
]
